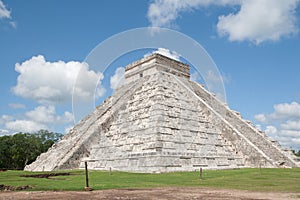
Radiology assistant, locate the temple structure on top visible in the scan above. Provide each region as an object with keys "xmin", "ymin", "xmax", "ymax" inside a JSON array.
[
  {"xmin": 25, "ymin": 53, "xmax": 299, "ymax": 172},
  {"xmin": 125, "ymin": 53, "xmax": 190, "ymax": 83}
]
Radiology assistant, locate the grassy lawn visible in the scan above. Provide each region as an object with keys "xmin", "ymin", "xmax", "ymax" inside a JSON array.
[{"xmin": 0, "ymin": 168, "xmax": 299, "ymax": 192}]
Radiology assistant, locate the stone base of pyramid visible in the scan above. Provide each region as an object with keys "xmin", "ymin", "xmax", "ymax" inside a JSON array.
[{"xmin": 78, "ymin": 153, "xmax": 249, "ymax": 173}]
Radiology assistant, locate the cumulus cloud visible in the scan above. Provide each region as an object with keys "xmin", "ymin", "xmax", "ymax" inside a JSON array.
[
  {"xmin": 254, "ymin": 113, "xmax": 268, "ymax": 123},
  {"xmin": 156, "ymin": 48, "xmax": 181, "ymax": 61},
  {"xmin": 264, "ymin": 125, "xmax": 300, "ymax": 149},
  {"xmin": 25, "ymin": 105, "xmax": 73, "ymax": 124},
  {"xmin": 5, "ymin": 120, "xmax": 47, "ymax": 133},
  {"xmin": 0, "ymin": 115, "xmax": 13, "ymax": 125},
  {"xmin": 281, "ymin": 120, "xmax": 300, "ymax": 130},
  {"xmin": 147, "ymin": 0, "xmax": 300, "ymax": 44},
  {"xmin": 255, "ymin": 102, "xmax": 300, "ymax": 123},
  {"xmin": 147, "ymin": 0, "xmax": 237, "ymax": 28},
  {"xmin": 271, "ymin": 101, "xmax": 300, "ymax": 119},
  {"xmin": 0, "ymin": 0, "xmax": 11, "ymax": 19},
  {"xmin": 265, "ymin": 125, "xmax": 278, "ymax": 136},
  {"xmin": 4, "ymin": 55, "xmax": 104, "ymax": 135},
  {"xmin": 145, "ymin": 48, "xmax": 181, "ymax": 61},
  {"xmin": 0, "ymin": 0, "xmax": 16, "ymax": 28},
  {"xmin": 9, "ymin": 103, "xmax": 26, "ymax": 109},
  {"xmin": 280, "ymin": 129, "xmax": 300, "ymax": 138},
  {"xmin": 255, "ymin": 101, "xmax": 300, "ymax": 150},
  {"xmin": 110, "ymin": 67, "xmax": 125, "ymax": 90},
  {"xmin": 1, "ymin": 105, "xmax": 74, "ymax": 134},
  {"xmin": 217, "ymin": 0, "xmax": 299, "ymax": 44},
  {"xmin": 12, "ymin": 55, "xmax": 104, "ymax": 104},
  {"xmin": 0, "ymin": 129, "xmax": 9, "ymax": 136}
]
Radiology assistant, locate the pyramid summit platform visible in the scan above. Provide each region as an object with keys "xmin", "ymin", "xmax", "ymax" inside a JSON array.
[{"xmin": 25, "ymin": 54, "xmax": 299, "ymax": 172}]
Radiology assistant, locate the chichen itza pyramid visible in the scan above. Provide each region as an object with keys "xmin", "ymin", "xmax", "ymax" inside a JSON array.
[{"xmin": 25, "ymin": 53, "xmax": 299, "ymax": 172}]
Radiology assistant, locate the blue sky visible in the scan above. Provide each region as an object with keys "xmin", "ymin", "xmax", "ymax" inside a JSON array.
[{"xmin": 1, "ymin": 0, "xmax": 300, "ymax": 150}]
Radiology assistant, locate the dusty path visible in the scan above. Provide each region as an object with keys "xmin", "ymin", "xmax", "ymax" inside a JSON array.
[{"xmin": 1, "ymin": 187, "xmax": 299, "ymax": 200}]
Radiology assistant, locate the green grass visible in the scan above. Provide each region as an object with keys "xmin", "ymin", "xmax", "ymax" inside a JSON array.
[{"xmin": 0, "ymin": 168, "xmax": 299, "ymax": 192}]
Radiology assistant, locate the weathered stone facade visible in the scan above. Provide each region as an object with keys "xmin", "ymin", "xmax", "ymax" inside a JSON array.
[{"xmin": 25, "ymin": 54, "xmax": 299, "ymax": 172}]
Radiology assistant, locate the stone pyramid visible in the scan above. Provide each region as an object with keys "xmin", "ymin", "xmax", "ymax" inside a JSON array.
[{"xmin": 25, "ymin": 54, "xmax": 299, "ymax": 172}]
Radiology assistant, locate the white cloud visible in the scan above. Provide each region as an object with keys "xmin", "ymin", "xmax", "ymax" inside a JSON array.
[
  {"xmin": 255, "ymin": 102, "xmax": 300, "ymax": 122},
  {"xmin": 0, "ymin": 0, "xmax": 11, "ymax": 19},
  {"xmin": 9, "ymin": 103, "xmax": 26, "ymax": 109},
  {"xmin": 12, "ymin": 55, "xmax": 104, "ymax": 105},
  {"xmin": 156, "ymin": 48, "xmax": 181, "ymax": 61},
  {"xmin": 255, "ymin": 101, "xmax": 300, "ymax": 150},
  {"xmin": 147, "ymin": 0, "xmax": 300, "ymax": 44},
  {"xmin": 147, "ymin": 0, "xmax": 237, "ymax": 28},
  {"xmin": 263, "ymin": 125, "xmax": 300, "ymax": 149},
  {"xmin": 254, "ymin": 113, "xmax": 268, "ymax": 123},
  {"xmin": 0, "ymin": 115, "xmax": 13, "ymax": 125},
  {"xmin": 265, "ymin": 125, "xmax": 278, "ymax": 136},
  {"xmin": 271, "ymin": 101, "xmax": 300, "ymax": 119},
  {"xmin": 291, "ymin": 138, "xmax": 300, "ymax": 145},
  {"xmin": 29, "ymin": 106, "xmax": 54, "ymax": 123},
  {"xmin": 1, "ymin": 105, "xmax": 74, "ymax": 134},
  {"xmin": 217, "ymin": 0, "xmax": 299, "ymax": 44},
  {"xmin": 0, "ymin": 129, "xmax": 9, "ymax": 136},
  {"xmin": 110, "ymin": 67, "xmax": 125, "ymax": 90},
  {"xmin": 26, "ymin": 105, "xmax": 53, "ymax": 123},
  {"xmin": 280, "ymin": 129, "xmax": 300, "ymax": 138},
  {"xmin": 25, "ymin": 105, "xmax": 73, "ymax": 125},
  {"xmin": 281, "ymin": 120, "xmax": 300, "ymax": 130},
  {"xmin": 61, "ymin": 111, "xmax": 74, "ymax": 123},
  {"xmin": 145, "ymin": 48, "xmax": 181, "ymax": 61},
  {"xmin": 0, "ymin": 0, "xmax": 15, "ymax": 28},
  {"xmin": 5, "ymin": 120, "xmax": 47, "ymax": 133},
  {"xmin": 4, "ymin": 55, "xmax": 104, "ymax": 135}
]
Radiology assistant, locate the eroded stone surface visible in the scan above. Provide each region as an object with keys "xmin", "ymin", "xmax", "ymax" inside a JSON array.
[{"xmin": 25, "ymin": 54, "xmax": 299, "ymax": 172}]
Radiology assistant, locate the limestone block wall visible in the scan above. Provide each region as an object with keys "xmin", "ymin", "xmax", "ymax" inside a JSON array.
[
  {"xmin": 125, "ymin": 54, "xmax": 190, "ymax": 84},
  {"xmin": 83, "ymin": 72, "xmax": 245, "ymax": 172}
]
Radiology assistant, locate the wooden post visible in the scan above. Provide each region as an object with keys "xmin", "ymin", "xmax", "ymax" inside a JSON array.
[
  {"xmin": 259, "ymin": 162, "xmax": 262, "ymax": 174},
  {"xmin": 200, "ymin": 167, "xmax": 203, "ymax": 180},
  {"xmin": 84, "ymin": 161, "xmax": 92, "ymax": 191},
  {"xmin": 85, "ymin": 161, "xmax": 89, "ymax": 187}
]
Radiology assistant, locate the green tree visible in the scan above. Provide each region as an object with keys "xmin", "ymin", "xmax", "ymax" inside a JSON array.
[
  {"xmin": 36, "ymin": 130, "xmax": 62, "ymax": 152},
  {"xmin": 0, "ymin": 130, "xmax": 63, "ymax": 169},
  {"xmin": 292, "ymin": 149, "xmax": 300, "ymax": 157},
  {"xmin": 0, "ymin": 135, "xmax": 13, "ymax": 169}
]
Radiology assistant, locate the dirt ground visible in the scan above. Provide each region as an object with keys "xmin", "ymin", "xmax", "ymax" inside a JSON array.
[{"xmin": 0, "ymin": 187, "xmax": 299, "ymax": 200}]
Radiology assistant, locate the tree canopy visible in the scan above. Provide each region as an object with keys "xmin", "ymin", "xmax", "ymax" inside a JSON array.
[
  {"xmin": 0, "ymin": 130, "xmax": 63, "ymax": 170},
  {"xmin": 294, "ymin": 150, "xmax": 300, "ymax": 157}
]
